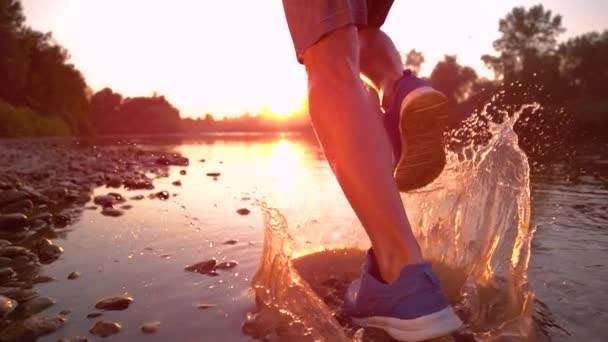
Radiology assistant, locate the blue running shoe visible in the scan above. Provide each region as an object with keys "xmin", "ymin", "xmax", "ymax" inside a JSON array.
[
  {"xmin": 384, "ymin": 70, "xmax": 449, "ymax": 192},
  {"xmin": 344, "ymin": 250, "xmax": 462, "ymax": 341}
]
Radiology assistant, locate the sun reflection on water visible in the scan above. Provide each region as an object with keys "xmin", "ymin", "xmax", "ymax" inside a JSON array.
[{"xmin": 270, "ymin": 139, "xmax": 301, "ymax": 195}]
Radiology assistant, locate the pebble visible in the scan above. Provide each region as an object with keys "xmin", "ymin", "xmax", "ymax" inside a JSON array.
[
  {"xmin": 89, "ymin": 320, "xmax": 122, "ymax": 337},
  {"xmin": 0, "ymin": 213, "xmax": 29, "ymax": 232},
  {"xmin": 206, "ymin": 172, "xmax": 221, "ymax": 177},
  {"xmin": 101, "ymin": 207, "xmax": 124, "ymax": 217},
  {"xmin": 179, "ymin": 170, "xmax": 187, "ymax": 175},
  {"xmin": 94, "ymin": 295, "xmax": 134, "ymax": 310},
  {"xmin": 0, "ymin": 295, "xmax": 17, "ymax": 317},
  {"xmin": 236, "ymin": 208, "xmax": 251, "ymax": 215},
  {"xmin": 1, "ymin": 199, "xmax": 33, "ymax": 214},
  {"xmin": 58, "ymin": 336, "xmax": 89, "ymax": 342},
  {"xmin": 141, "ymin": 320, "xmax": 161, "ymax": 334},
  {"xmin": 224, "ymin": 239, "xmax": 238, "ymax": 245},
  {"xmin": 0, "ymin": 267, "xmax": 17, "ymax": 282},
  {"xmin": 86, "ymin": 312, "xmax": 103, "ymax": 319},
  {"xmin": 154, "ymin": 191, "xmax": 170, "ymax": 200},
  {"xmin": 67, "ymin": 271, "xmax": 80, "ymax": 280},
  {"xmin": 184, "ymin": 259, "xmax": 216, "ymax": 274},
  {"xmin": 7, "ymin": 288, "xmax": 39, "ymax": 302},
  {"xmin": 172, "ymin": 180, "xmax": 182, "ymax": 186},
  {"xmin": 215, "ymin": 261, "xmax": 238, "ymax": 270},
  {"xmin": 130, "ymin": 194, "xmax": 145, "ymax": 200},
  {"xmin": 196, "ymin": 303, "xmax": 216, "ymax": 309},
  {"xmin": 0, "ymin": 190, "xmax": 29, "ymax": 207},
  {"xmin": 34, "ymin": 238, "xmax": 63, "ymax": 264},
  {"xmin": 93, "ymin": 195, "xmax": 118, "ymax": 208},
  {"xmin": 120, "ymin": 204, "xmax": 133, "ymax": 210},
  {"xmin": 59, "ymin": 309, "xmax": 72, "ymax": 316},
  {"xmin": 32, "ymin": 275, "xmax": 55, "ymax": 284},
  {"xmin": 52, "ymin": 213, "xmax": 71, "ymax": 227},
  {"xmin": 13, "ymin": 296, "xmax": 55, "ymax": 318},
  {"xmin": 0, "ymin": 314, "xmax": 66, "ymax": 341}
]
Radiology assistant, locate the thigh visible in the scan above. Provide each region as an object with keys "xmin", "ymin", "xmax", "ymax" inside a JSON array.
[{"xmin": 282, "ymin": 0, "xmax": 368, "ymax": 63}]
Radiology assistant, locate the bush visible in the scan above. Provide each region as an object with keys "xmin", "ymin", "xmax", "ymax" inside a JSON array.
[{"xmin": 0, "ymin": 101, "xmax": 71, "ymax": 137}]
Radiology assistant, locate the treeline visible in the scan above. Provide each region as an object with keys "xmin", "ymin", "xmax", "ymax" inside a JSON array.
[
  {"xmin": 415, "ymin": 5, "xmax": 607, "ymax": 149},
  {"xmin": 0, "ymin": 0, "xmax": 89, "ymax": 137}
]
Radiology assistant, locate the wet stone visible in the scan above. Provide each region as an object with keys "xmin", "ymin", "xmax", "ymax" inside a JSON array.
[
  {"xmin": 0, "ymin": 213, "xmax": 28, "ymax": 232},
  {"xmin": 124, "ymin": 179, "xmax": 154, "ymax": 190},
  {"xmin": 8, "ymin": 288, "xmax": 38, "ymax": 302},
  {"xmin": 52, "ymin": 213, "xmax": 71, "ymax": 227},
  {"xmin": 93, "ymin": 195, "xmax": 117, "ymax": 208},
  {"xmin": 0, "ymin": 246, "xmax": 33, "ymax": 258},
  {"xmin": 0, "ymin": 267, "xmax": 17, "ymax": 282},
  {"xmin": 0, "ymin": 240, "xmax": 11, "ymax": 248},
  {"xmin": 94, "ymin": 295, "xmax": 133, "ymax": 311},
  {"xmin": 141, "ymin": 320, "xmax": 161, "ymax": 334},
  {"xmin": 119, "ymin": 204, "xmax": 133, "ymax": 210},
  {"xmin": 184, "ymin": 259, "xmax": 216, "ymax": 274},
  {"xmin": 58, "ymin": 336, "xmax": 89, "ymax": 342},
  {"xmin": 67, "ymin": 271, "xmax": 80, "ymax": 280},
  {"xmin": 105, "ymin": 175, "xmax": 123, "ymax": 188},
  {"xmin": 34, "ymin": 239, "xmax": 63, "ymax": 264},
  {"xmin": 0, "ymin": 190, "xmax": 29, "ymax": 207},
  {"xmin": 196, "ymin": 303, "xmax": 216, "ymax": 309},
  {"xmin": 89, "ymin": 320, "xmax": 122, "ymax": 338},
  {"xmin": 0, "ymin": 314, "xmax": 66, "ymax": 341},
  {"xmin": 0, "ymin": 257, "xmax": 11, "ymax": 267},
  {"xmin": 32, "ymin": 275, "xmax": 55, "ymax": 284},
  {"xmin": 153, "ymin": 191, "xmax": 170, "ymax": 200},
  {"xmin": 1, "ymin": 199, "xmax": 33, "ymax": 214},
  {"xmin": 13, "ymin": 296, "xmax": 55, "ymax": 319},
  {"xmin": 215, "ymin": 261, "xmax": 238, "ymax": 270},
  {"xmin": 0, "ymin": 295, "xmax": 17, "ymax": 317},
  {"xmin": 59, "ymin": 309, "xmax": 72, "ymax": 316},
  {"xmin": 101, "ymin": 207, "xmax": 124, "ymax": 217},
  {"xmin": 236, "ymin": 208, "xmax": 251, "ymax": 215},
  {"xmin": 129, "ymin": 194, "xmax": 145, "ymax": 200},
  {"xmin": 86, "ymin": 312, "xmax": 102, "ymax": 319}
]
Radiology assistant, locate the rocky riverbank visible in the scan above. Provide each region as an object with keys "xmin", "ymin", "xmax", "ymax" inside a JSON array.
[{"xmin": 0, "ymin": 139, "xmax": 189, "ymax": 341}]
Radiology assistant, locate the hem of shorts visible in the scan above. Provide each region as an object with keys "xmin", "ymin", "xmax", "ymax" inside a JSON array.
[{"xmin": 296, "ymin": 9, "xmax": 368, "ymax": 64}]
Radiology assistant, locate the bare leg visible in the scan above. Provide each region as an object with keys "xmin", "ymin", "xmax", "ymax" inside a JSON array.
[
  {"xmin": 302, "ymin": 25, "xmax": 421, "ymax": 283},
  {"xmin": 358, "ymin": 28, "xmax": 402, "ymax": 112}
]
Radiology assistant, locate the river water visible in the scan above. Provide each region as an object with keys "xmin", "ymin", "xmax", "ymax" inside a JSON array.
[{"xmin": 32, "ymin": 118, "xmax": 607, "ymax": 341}]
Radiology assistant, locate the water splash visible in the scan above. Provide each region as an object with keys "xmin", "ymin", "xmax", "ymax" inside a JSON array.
[{"xmin": 246, "ymin": 102, "xmax": 541, "ymax": 341}]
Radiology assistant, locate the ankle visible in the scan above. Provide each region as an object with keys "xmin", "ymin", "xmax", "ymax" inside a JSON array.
[{"xmin": 374, "ymin": 242, "xmax": 423, "ymax": 283}]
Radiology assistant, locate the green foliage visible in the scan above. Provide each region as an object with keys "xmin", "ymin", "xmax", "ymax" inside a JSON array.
[
  {"xmin": 429, "ymin": 55, "xmax": 478, "ymax": 103},
  {"xmin": 482, "ymin": 4, "xmax": 565, "ymax": 82},
  {"xmin": 0, "ymin": 100, "xmax": 70, "ymax": 137},
  {"xmin": 89, "ymin": 88, "xmax": 181, "ymax": 134},
  {"xmin": 0, "ymin": 0, "xmax": 90, "ymax": 135},
  {"xmin": 402, "ymin": 49, "xmax": 425, "ymax": 75}
]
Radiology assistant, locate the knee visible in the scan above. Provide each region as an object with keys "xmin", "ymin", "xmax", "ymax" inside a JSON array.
[{"xmin": 302, "ymin": 25, "xmax": 361, "ymax": 84}]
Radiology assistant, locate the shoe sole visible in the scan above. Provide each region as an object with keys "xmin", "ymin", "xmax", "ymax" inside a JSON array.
[
  {"xmin": 394, "ymin": 86, "xmax": 448, "ymax": 192},
  {"xmin": 352, "ymin": 306, "xmax": 463, "ymax": 342}
]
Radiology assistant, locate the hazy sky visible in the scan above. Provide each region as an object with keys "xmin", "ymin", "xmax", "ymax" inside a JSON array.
[{"xmin": 22, "ymin": 0, "xmax": 607, "ymax": 118}]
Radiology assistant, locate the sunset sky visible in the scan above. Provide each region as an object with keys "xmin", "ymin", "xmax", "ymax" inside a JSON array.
[{"xmin": 22, "ymin": 0, "xmax": 607, "ymax": 118}]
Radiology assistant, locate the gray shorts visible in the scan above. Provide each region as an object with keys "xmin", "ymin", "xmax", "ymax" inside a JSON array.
[{"xmin": 282, "ymin": 0, "xmax": 394, "ymax": 63}]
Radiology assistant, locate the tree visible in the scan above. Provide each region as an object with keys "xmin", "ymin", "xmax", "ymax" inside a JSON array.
[
  {"xmin": 429, "ymin": 55, "xmax": 477, "ymax": 103},
  {"xmin": 402, "ymin": 49, "xmax": 425, "ymax": 75},
  {"xmin": 558, "ymin": 30, "xmax": 608, "ymax": 102},
  {"xmin": 481, "ymin": 5, "xmax": 564, "ymax": 82},
  {"xmin": 0, "ymin": 0, "xmax": 27, "ymax": 102}
]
